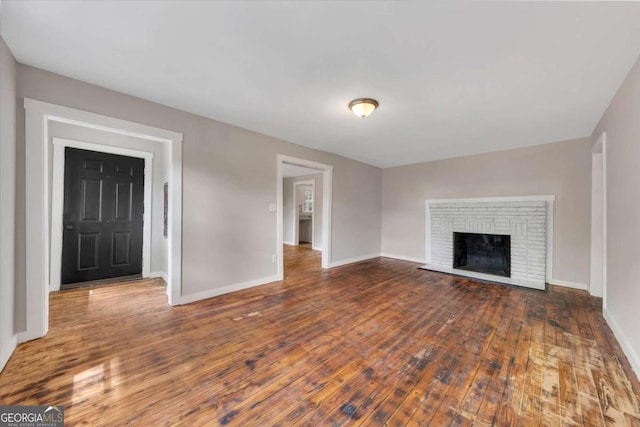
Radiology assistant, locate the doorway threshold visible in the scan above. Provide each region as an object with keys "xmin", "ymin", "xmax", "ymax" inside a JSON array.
[{"xmin": 60, "ymin": 274, "xmax": 143, "ymax": 290}]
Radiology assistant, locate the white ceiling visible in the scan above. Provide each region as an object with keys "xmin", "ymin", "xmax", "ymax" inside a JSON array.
[{"xmin": 2, "ymin": 1, "xmax": 640, "ymax": 168}]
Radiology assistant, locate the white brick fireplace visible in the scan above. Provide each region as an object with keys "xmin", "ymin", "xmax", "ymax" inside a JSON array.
[{"xmin": 421, "ymin": 196, "xmax": 554, "ymax": 290}]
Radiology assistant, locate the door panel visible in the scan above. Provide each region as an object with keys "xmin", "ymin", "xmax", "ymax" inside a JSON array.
[
  {"xmin": 77, "ymin": 233, "xmax": 100, "ymax": 270},
  {"xmin": 61, "ymin": 147, "xmax": 145, "ymax": 286},
  {"xmin": 115, "ymin": 183, "xmax": 132, "ymax": 221},
  {"xmin": 112, "ymin": 231, "xmax": 131, "ymax": 266},
  {"xmin": 81, "ymin": 178, "xmax": 103, "ymax": 221}
]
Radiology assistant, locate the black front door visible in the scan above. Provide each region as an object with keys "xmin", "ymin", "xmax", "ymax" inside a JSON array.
[{"xmin": 61, "ymin": 147, "xmax": 145, "ymax": 286}]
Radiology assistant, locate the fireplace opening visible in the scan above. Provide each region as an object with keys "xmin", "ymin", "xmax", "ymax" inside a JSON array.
[{"xmin": 453, "ymin": 232, "xmax": 511, "ymax": 277}]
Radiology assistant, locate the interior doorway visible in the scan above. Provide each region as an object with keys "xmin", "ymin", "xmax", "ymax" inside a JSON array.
[
  {"xmin": 61, "ymin": 147, "xmax": 145, "ymax": 288},
  {"xmin": 22, "ymin": 98, "xmax": 183, "ymax": 344},
  {"xmin": 276, "ymin": 155, "xmax": 333, "ymax": 280},
  {"xmin": 292, "ymin": 180, "xmax": 315, "ymax": 248}
]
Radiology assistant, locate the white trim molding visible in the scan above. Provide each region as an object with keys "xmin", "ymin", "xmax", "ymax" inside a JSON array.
[
  {"xmin": 547, "ymin": 278, "xmax": 589, "ymax": 291},
  {"xmin": 592, "ymin": 132, "xmax": 608, "ymax": 304},
  {"xmin": 0, "ymin": 335, "xmax": 17, "ymax": 374},
  {"xmin": 50, "ymin": 138, "xmax": 154, "ymax": 291},
  {"xmin": 23, "ymin": 98, "xmax": 183, "ymax": 343},
  {"xmin": 179, "ymin": 275, "xmax": 280, "ymax": 305},
  {"xmin": 149, "ymin": 271, "xmax": 169, "ymax": 284},
  {"xmin": 277, "ymin": 155, "xmax": 333, "ymax": 279},
  {"xmin": 604, "ymin": 307, "xmax": 640, "ymax": 380},
  {"xmin": 380, "ymin": 253, "xmax": 425, "ymax": 264},
  {"xmin": 328, "ymin": 253, "xmax": 380, "ymax": 268}
]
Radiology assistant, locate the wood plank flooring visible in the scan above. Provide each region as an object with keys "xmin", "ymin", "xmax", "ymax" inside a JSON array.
[{"xmin": 1, "ymin": 245, "xmax": 639, "ymax": 426}]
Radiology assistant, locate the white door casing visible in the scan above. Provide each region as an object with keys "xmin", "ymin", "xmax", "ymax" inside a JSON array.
[
  {"xmin": 591, "ymin": 132, "xmax": 607, "ymax": 302},
  {"xmin": 276, "ymin": 155, "xmax": 332, "ymax": 279},
  {"xmin": 22, "ymin": 98, "xmax": 183, "ymax": 343}
]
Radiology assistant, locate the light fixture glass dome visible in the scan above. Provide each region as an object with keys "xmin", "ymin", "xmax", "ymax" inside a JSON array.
[{"xmin": 349, "ymin": 98, "xmax": 379, "ymax": 118}]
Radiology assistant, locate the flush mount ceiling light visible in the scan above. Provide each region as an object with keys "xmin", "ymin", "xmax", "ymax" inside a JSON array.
[{"xmin": 348, "ymin": 98, "xmax": 379, "ymax": 118}]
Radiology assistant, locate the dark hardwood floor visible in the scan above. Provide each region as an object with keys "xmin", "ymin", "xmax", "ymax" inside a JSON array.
[{"xmin": 1, "ymin": 245, "xmax": 639, "ymax": 426}]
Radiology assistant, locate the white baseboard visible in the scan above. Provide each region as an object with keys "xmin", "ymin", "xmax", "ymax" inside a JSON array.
[
  {"xmin": 312, "ymin": 246, "xmax": 322, "ymax": 251},
  {"xmin": 0, "ymin": 334, "xmax": 17, "ymax": 373},
  {"xmin": 603, "ymin": 307, "xmax": 640, "ymax": 382},
  {"xmin": 178, "ymin": 275, "xmax": 280, "ymax": 305},
  {"xmin": 328, "ymin": 253, "xmax": 380, "ymax": 268},
  {"xmin": 18, "ymin": 328, "xmax": 45, "ymax": 344},
  {"xmin": 380, "ymin": 253, "xmax": 425, "ymax": 264},
  {"xmin": 547, "ymin": 278, "xmax": 589, "ymax": 291},
  {"xmin": 283, "ymin": 241, "xmax": 295, "ymax": 246},
  {"xmin": 148, "ymin": 271, "xmax": 168, "ymax": 284}
]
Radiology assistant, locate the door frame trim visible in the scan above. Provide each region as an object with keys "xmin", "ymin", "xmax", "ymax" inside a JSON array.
[
  {"xmin": 50, "ymin": 138, "xmax": 154, "ymax": 291},
  {"xmin": 277, "ymin": 154, "xmax": 332, "ymax": 279},
  {"xmin": 591, "ymin": 132, "xmax": 607, "ymax": 305},
  {"xmin": 22, "ymin": 98, "xmax": 183, "ymax": 343}
]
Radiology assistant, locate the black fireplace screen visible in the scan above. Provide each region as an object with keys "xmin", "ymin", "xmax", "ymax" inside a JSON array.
[{"xmin": 453, "ymin": 232, "xmax": 511, "ymax": 277}]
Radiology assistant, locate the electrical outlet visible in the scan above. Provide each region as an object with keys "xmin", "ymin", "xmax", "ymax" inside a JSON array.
[{"xmin": 271, "ymin": 254, "xmax": 277, "ymax": 263}]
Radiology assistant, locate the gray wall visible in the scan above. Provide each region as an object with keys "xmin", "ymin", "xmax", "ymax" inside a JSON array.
[
  {"xmin": 592, "ymin": 54, "xmax": 640, "ymax": 374},
  {"xmin": 283, "ymin": 173, "xmax": 323, "ymax": 248},
  {"xmin": 381, "ymin": 137, "xmax": 592, "ymax": 286},
  {"xmin": 13, "ymin": 64, "xmax": 382, "ymax": 328},
  {"xmin": 0, "ymin": 37, "xmax": 17, "ymax": 371}
]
